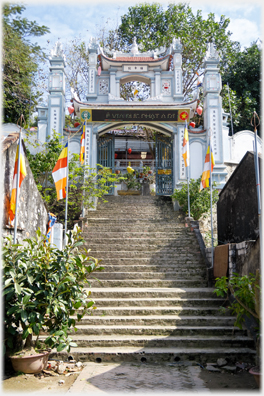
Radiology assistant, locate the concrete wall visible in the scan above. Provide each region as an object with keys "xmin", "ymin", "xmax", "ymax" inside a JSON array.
[
  {"xmin": 217, "ymin": 151, "xmax": 261, "ymax": 245},
  {"xmin": 2, "ymin": 135, "xmax": 48, "ymax": 243}
]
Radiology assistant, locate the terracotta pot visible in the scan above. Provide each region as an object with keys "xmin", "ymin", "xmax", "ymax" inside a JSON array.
[
  {"xmin": 115, "ymin": 170, "xmax": 120, "ymax": 174},
  {"xmin": 249, "ymin": 366, "xmax": 261, "ymax": 387},
  {"xmin": 10, "ymin": 351, "xmax": 49, "ymax": 374}
]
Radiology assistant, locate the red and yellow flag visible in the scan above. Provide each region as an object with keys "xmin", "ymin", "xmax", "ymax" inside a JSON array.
[
  {"xmin": 80, "ymin": 122, "xmax": 85, "ymax": 165},
  {"xmin": 200, "ymin": 145, "xmax": 215, "ymax": 191},
  {"xmin": 52, "ymin": 143, "xmax": 68, "ymax": 200},
  {"xmin": 182, "ymin": 122, "xmax": 189, "ymax": 167},
  {"xmin": 9, "ymin": 139, "xmax": 27, "ymax": 221}
]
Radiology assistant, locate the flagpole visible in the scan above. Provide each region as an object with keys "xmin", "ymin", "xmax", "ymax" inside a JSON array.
[
  {"xmin": 64, "ymin": 137, "xmax": 70, "ymax": 245},
  {"xmin": 209, "ymin": 128, "xmax": 214, "ymax": 269},
  {"xmin": 251, "ymin": 112, "xmax": 262, "ymax": 267},
  {"xmin": 187, "ymin": 163, "xmax": 190, "ymax": 217},
  {"xmin": 13, "ymin": 129, "xmax": 22, "ymax": 244}
]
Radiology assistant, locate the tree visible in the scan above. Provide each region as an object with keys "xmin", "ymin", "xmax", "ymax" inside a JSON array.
[
  {"xmin": 222, "ymin": 42, "xmax": 261, "ymax": 134},
  {"xmin": 106, "ymin": 2, "xmax": 240, "ymax": 99},
  {"xmin": 2, "ymin": 4, "xmax": 49, "ymax": 123}
]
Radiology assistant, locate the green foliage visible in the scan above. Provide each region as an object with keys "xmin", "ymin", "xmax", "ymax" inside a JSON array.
[
  {"xmin": 171, "ymin": 177, "xmax": 218, "ymax": 220},
  {"xmin": 2, "ymin": 228, "xmax": 104, "ymax": 354},
  {"xmin": 222, "ymin": 42, "xmax": 261, "ymax": 134},
  {"xmin": 25, "ymin": 136, "xmax": 122, "ymax": 228},
  {"xmin": 123, "ymin": 172, "xmax": 141, "ymax": 191},
  {"xmin": 107, "ymin": 2, "xmax": 240, "ymax": 99},
  {"xmin": 214, "ymin": 272, "xmax": 261, "ymax": 330},
  {"xmin": 2, "ymin": 4, "xmax": 50, "ymax": 123}
]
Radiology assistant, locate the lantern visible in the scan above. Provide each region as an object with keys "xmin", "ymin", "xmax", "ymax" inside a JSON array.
[
  {"xmin": 74, "ymin": 122, "xmax": 80, "ymax": 128},
  {"xmin": 68, "ymin": 106, "xmax": 74, "ymax": 115},
  {"xmin": 115, "ymin": 153, "xmax": 118, "ymax": 159},
  {"xmin": 196, "ymin": 106, "xmax": 203, "ymax": 116},
  {"xmin": 189, "ymin": 121, "xmax": 195, "ymax": 128},
  {"xmin": 128, "ymin": 148, "xmax": 132, "ymax": 154}
]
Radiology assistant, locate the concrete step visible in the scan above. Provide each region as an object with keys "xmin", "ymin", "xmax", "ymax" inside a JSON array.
[
  {"xmin": 93, "ymin": 298, "xmax": 225, "ymax": 307},
  {"xmin": 69, "ymin": 325, "xmax": 246, "ymax": 336},
  {"xmin": 88, "ymin": 251, "xmax": 204, "ymax": 260},
  {"xmin": 49, "ymin": 346, "xmax": 256, "ymax": 365},
  {"xmin": 86, "ymin": 306, "xmax": 228, "ymax": 316},
  {"xmin": 49, "ymin": 335, "xmax": 255, "ymax": 349},
  {"xmin": 95, "ymin": 258, "xmax": 206, "ymax": 267},
  {"xmin": 95, "ymin": 272, "xmax": 206, "ymax": 280},
  {"xmin": 73, "ymin": 315, "xmax": 236, "ymax": 326},
  {"xmin": 88, "ymin": 279, "xmax": 208, "ymax": 288},
  {"xmin": 87, "ymin": 287, "xmax": 218, "ymax": 299},
  {"xmin": 98, "ymin": 265, "xmax": 206, "ymax": 273}
]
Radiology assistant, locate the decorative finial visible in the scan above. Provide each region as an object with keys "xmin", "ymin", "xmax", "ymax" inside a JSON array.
[{"xmin": 130, "ymin": 37, "xmax": 139, "ymax": 56}]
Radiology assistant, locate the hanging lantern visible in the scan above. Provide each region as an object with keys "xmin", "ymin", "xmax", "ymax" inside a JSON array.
[
  {"xmin": 189, "ymin": 121, "xmax": 195, "ymax": 128},
  {"xmin": 74, "ymin": 122, "xmax": 80, "ymax": 128},
  {"xmin": 196, "ymin": 106, "xmax": 203, "ymax": 116},
  {"xmin": 128, "ymin": 148, "xmax": 132, "ymax": 154},
  {"xmin": 68, "ymin": 106, "xmax": 74, "ymax": 115},
  {"xmin": 115, "ymin": 153, "xmax": 118, "ymax": 159}
]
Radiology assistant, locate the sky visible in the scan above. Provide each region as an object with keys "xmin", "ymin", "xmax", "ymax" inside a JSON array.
[{"xmin": 10, "ymin": 0, "xmax": 263, "ymax": 52}]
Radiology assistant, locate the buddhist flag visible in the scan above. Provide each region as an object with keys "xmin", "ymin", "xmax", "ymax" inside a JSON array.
[
  {"xmin": 9, "ymin": 138, "xmax": 27, "ymax": 221},
  {"xmin": 200, "ymin": 146, "xmax": 215, "ymax": 191},
  {"xmin": 80, "ymin": 122, "xmax": 85, "ymax": 164},
  {"xmin": 182, "ymin": 121, "xmax": 189, "ymax": 167},
  {"xmin": 46, "ymin": 212, "xmax": 57, "ymax": 243},
  {"xmin": 52, "ymin": 143, "xmax": 68, "ymax": 200},
  {"xmin": 196, "ymin": 71, "xmax": 202, "ymax": 87}
]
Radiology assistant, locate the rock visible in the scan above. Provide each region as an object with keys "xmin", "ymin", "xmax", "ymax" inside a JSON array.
[
  {"xmin": 221, "ymin": 366, "xmax": 237, "ymax": 373},
  {"xmin": 75, "ymin": 362, "xmax": 83, "ymax": 368},
  {"xmin": 217, "ymin": 358, "xmax": 227, "ymax": 367},
  {"xmin": 56, "ymin": 362, "xmax": 66, "ymax": 374},
  {"xmin": 206, "ymin": 365, "xmax": 221, "ymax": 372},
  {"xmin": 58, "ymin": 379, "xmax": 65, "ymax": 385}
]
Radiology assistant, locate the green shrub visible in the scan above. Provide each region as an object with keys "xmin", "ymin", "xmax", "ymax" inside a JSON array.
[
  {"xmin": 171, "ymin": 176, "xmax": 218, "ymax": 220},
  {"xmin": 3, "ymin": 227, "xmax": 104, "ymax": 355}
]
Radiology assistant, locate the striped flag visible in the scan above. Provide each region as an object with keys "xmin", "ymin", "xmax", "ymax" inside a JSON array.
[
  {"xmin": 52, "ymin": 142, "xmax": 68, "ymax": 200},
  {"xmin": 199, "ymin": 146, "xmax": 215, "ymax": 191},
  {"xmin": 80, "ymin": 122, "xmax": 85, "ymax": 164},
  {"xmin": 46, "ymin": 212, "xmax": 57, "ymax": 242},
  {"xmin": 196, "ymin": 71, "xmax": 202, "ymax": 87},
  {"xmin": 9, "ymin": 138, "xmax": 27, "ymax": 221},
  {"xmin": 182, "ymin": 121, "xmax": 189, "ymax": 167}
]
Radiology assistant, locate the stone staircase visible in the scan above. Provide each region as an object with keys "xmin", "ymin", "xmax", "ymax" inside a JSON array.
[{"xmin": 50, "ymin": 196, "xmax": 256, "ymax": 364}]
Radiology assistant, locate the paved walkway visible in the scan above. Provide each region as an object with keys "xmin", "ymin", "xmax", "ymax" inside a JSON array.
[{"xmin": 67, "ymin": 361, "xmax": 258, "ymax": 394}]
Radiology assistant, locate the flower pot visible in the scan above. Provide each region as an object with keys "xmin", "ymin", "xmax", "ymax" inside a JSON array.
[
  {"xmin": 249, "ymin": 366, "xmax": 261, "ymax": 388},
  {"xmin": 115, "ymin": 170, "xmax": 120, "ymax": 174},
  {"xmin": 10, "ymin": 351, "xmax": 49, "ymax": 374},
  {"xmin": 117, "ymin": 190, "xmax": 141, "ymax": 196}
]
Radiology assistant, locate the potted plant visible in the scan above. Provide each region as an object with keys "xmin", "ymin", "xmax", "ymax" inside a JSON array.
[
  {"xmin": 214, "ymin": 270, "xmax": 261, "ymax": 385},
  {"xmin": 118, "ymin": 171, "xmax": 142, "ymax": 195},
  {"xmin": 3, "ymin": 227, "xmax": 103, "ymax": 374}
]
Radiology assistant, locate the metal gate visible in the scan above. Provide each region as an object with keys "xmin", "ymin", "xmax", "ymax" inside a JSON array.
[
  {"xmin": 97, "ymin": 135, "xmax": 115, "ymax": 195},
  {"xmin": 155, "ymin": 134, "xmax": 173, "ymax": 195}
]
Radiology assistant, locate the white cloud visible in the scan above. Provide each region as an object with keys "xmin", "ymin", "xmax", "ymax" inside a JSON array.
[{"xmin": 228, "ymin": 18, "xmax": 261, "ymax": 48}]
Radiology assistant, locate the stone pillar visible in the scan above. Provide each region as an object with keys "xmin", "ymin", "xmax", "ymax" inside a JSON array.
[
  {"xmin": 110, "ymin": 71, "xmax": 116, "ymax": 97},
  {"xmin": 154, "ymin": 70, "xmax": 161, "ymax": 96},
  {"xmin": 171, "ymin": 38, "xmax": 184, "ymax": 102},
  {"xmin": 87, "ymin": 38, "xmax": 98, "ymax": 101},
  {"xmin": 47, "ymin": 42, "xmax": 66, "ymax": 140},
  {"xmin": 36, "ymin": 106, "xmax": 48, "ymax": 143},
  {"xmin": 203, "ymin": 43, "xmax": 227, "ymax": 188}
]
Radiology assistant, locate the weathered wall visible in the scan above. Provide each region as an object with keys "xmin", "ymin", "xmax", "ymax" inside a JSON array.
[
  {"xmin": 217, "ymin": 152, "xmax": 261, "ymax": 245},
  {"xmin": 2, "ymin": 135, "xmax": 48, "ymax": 243},
  {"xmin": 205, "ymin": 238, "xmax": 260, "ymax": 278}
]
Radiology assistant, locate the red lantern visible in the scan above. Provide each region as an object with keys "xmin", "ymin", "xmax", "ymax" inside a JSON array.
[
  {"xmin": 196, "ymin": 106, "xmax": 203, "ymax": 116},
  {"xmin": 68, "ymin": 106, "xmax": 74, "ymax": 115},
  {"xmin": 128, "ymin": 148, "xmax": 132, "ymax": 154},
  {"xmin": 74, "ymin": 122, "xmax": 80, "ymax": 127},
  {"xmin": 115, "ymin": 153, "xmax": 118, "ymax": 159},
  {"xmin": 189, "ymin": 121, "xmax": 195, "ymax": 128}
]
